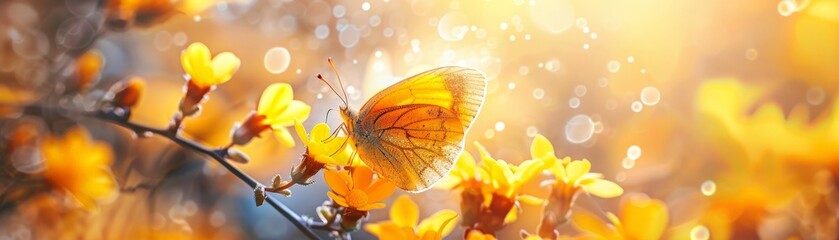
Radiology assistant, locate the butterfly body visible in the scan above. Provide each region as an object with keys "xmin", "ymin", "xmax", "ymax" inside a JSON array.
[{"xmin": 339, "ymin": 66, "xmax": 486, "ymax": 192}]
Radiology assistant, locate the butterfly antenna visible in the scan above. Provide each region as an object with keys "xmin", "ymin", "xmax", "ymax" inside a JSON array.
[
  {"xmin": 317, "ymin": 74, "xmax": 347, "ymax": 106},
  {"xmin": 324, "ymin": 108, "xmax": 335, "ymax": 123},
  {"xmin": 327, "ymin": 58, "xmax": 350, "ymax": 106}
]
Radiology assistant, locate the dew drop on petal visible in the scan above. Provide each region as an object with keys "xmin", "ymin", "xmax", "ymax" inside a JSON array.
[
  {"xmin": 701, "ymin": 180, "xmax": 717, "ymax": 196},
  {"xmin": 607, "ymin": 60, "xmax": 621, "ymax": 73},
  {"xmin": 690, "ymin": 225, "xmax": 710, "ymax": 240},
  {"xmin": 437, "ymin": 11, "xmax": 470, "ymax": 41},
  {"xmin": 640, "ymin": 87, "xmax": 661, "ymax": 106},
  {"xmin": 631, "ymin": 101, "xmax": 643, "ymax": 112},
  {"xmin": 264, "ymin": 47, "xmax": 291, "ymax": 74},
  {"xmin": 565, "ymin": 114, "xmax": 595, "ymax": 144},
  {"xmin": 626, "ymin": 145, "xmax": 641, "ymax": 160}
]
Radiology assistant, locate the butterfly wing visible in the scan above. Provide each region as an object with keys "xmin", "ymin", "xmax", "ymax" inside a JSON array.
[{"xmin": 354, "ymin": 67, "xmax": 486, "ymax": 192}]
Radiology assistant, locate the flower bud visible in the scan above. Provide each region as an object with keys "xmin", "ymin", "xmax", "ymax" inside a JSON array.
[
  {"xmin": 290, "ymin": 152, "xmax": 326, "ymax": 185},
  {"xmin": 226, "ymin": 148, "xmax": 251, "ymax": 164},
  {"xmin": 254, "ymin": 185, "xmax": 267, "ymax": 207},
  {"xmin": 107, "ymin": 77, "xmax": 145, "ymax": 110},
  {"xmin": 230, "ymin": 112, "xmax": 272, "ymax": 146}
]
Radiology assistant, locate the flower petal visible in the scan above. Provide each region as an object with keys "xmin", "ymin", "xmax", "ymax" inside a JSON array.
[
  {"xmin": 530, "ymin": 134, "xmax": 555, "ymax": 159},
  {"xmin": 365, "ymin": 179, "xmax": 396, "ymax": 203},
  {"xmin": 324, "ymin": 170, "xmax": 350, "ymax": 195},
  {"xmin": 581, "ymin": 179, "xmax": 624, "ymax": 198},
  {"xmin": 293, "ymin": 120, "xmax": 309, "ymax": 146},
  {"xmin": 310, "ymin": 123, "xmax": 331, "ymax": 142},
  {"xmin": 514, "ymin": 159, "xmax": 546, "ymax": 185},
  {"xmin": 273, "ymin": 127, "xmax": 295, "ymax": 147},
  {"xmin": 257, "ymin": 83, "xmax": 293, "ymax": 118},
  {"xmin": 353, "ymin": 166, "xmax": 374, "ymax": 190},
  {"xmin": 433, "ymin": 174, "xmax": 462, "ymax": 190},
  {"xmin": 621, "ymin": 197, "xmax": 669, "ymax": 240},
  {"xmin": 270, "ymin": 100, "xmax": 312, "ymax": 127},
  {"xmin": 571, "ymin": 209, "xmax": 618, "ymax": 239},
  {"xmin": 358, "ymin": 203, "xmax": 386, "ymax": 211},
  {"xmin": 516, "ymin": 194, "xmax": 544, "ymax": 205},
  {"xmin": 565, "ymin": 159, "xmax": 591, "ymax": 183},
  {"xmin": 210, "ymin": 52, "xmax": 240, "ymax": 85},
  {"xmin": 327, "ymin": 191, "xmax": 348, "ymax": 207},
  {"xmin": 181, "ymin": 42, "xmax": 211, "ymax": 82},
  {"xmin": 417, "ymin": 209, "xmax": 459, "ymax": 238},
  {"xmin": 390, "ymin": 195, "xmax": 419, "ymax": 227}
]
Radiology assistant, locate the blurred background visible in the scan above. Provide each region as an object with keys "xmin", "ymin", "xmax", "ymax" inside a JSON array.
[{"xmin": 1, "ymin": 0, "xmax": 838, "ymax": 239}]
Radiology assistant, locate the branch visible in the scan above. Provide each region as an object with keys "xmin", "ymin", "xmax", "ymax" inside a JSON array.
[{"xmin": 21, "ymin": 105, "xmax": 322, "ymax": 240}]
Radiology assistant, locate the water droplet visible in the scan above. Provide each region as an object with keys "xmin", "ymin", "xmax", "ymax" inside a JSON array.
[
  {"xmin": 631, "ymin": 101, "xmax": 643, "ymax": 112},
  {"xmin": 569, "ymin": 97, "xmax": 581, "ymax": 109},
  {"xmin": 701, "ymin": 180, "xmax": 716, "ymax": 196},
  {"xmin": 615, "ymin": 172, "xmax": 627, "ymax": 182},
  {"xmin": 590, "ymin": 32, "xmax": 598, "ymax": 39},
  {"xmin": 361, "ymin": 2, "xmax": 371, "ymax": 11},
  {"xmin": 500, "ymin": 22, "xmax": 509, "ymax": 30},
  {"xmin": 526, "ymin": 126, "xmax": 538, "ymax": 137},
  {"xmin": 745, "ymin": 48, "xmax": 758, "ymax": 61},
  {"xmin": 583, "ymin": 43, "xmax": 590, "ymax": 50},
  {"xmin": 315, "ymin": 25, "xmax": 330, "ymax": 39},
  {"xmin": 627, "ymin": 56, "xmax": 635, "ymax": 63},
  {"xmin": 574, "ymin": 85, "xmax": 587, "ymax": 97},
  {"xmin": 369, "ymin": 15, "xmax": 382, "ymax": 26},
  {"xmin": 607, "ymin": 60, "xmax": 621, "ymax": 73},
  {"xmin": 598, "ymin": 77, "xmax": 609, "ymax": 87},
  {"xmin": 264, "ymin": 47, "xmax": 291, "ymax": 74},
  {"xmin": 778, "ymin": 0, "xmax": 797, "ymax": 17},
  {"xmin": 339, "ymin": 25, "xmax": 361, "ymax": 48},
  {"xmin": 565, "ymin": 114, "xmax": 595, "ymax": 144},
  {"xmin": 807, "ymin": 86, "xmax": 825, "ymax": 105},
  {"xmin": 621, "ymin": 158, "xmax": 635, "ymax": 169},
  {"xmin": 316, "ymin": 93, "xmax": 323, "ymax": 99},
  {"xmin": 690, "ymin": 225, "xmax": 710, "ymax": 240},
  {"xmin": 508, "ymin": 82, "xmax": 516, "ymax": 89},
  {"xmin": 495, "ymin": 121, "xmax": 506, "ymax": 132},
  {"xmin": 640, "ymin": 87, "xmax": 661, "ymax": 106},
  {"xmin": 437, "ymin": 11, "xmax": 470, "ymax": 41},
  {"xmin": 173, "ymin": 32, "xmax": 188, "ymax": 46},
  {"xmin": 532, "ymin": 88, "xmax": 545, "ymax": 99},
  {"xmin": 582, "ymin": 26, "xmax": 590, "ymax": 34}
]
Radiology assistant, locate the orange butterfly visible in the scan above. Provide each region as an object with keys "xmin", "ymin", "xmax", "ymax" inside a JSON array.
[{"xmin": 319, "ymin": 59, "xmax": 486, "ymax": 192}]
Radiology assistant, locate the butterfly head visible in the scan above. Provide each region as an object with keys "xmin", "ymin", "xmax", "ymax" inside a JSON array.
[{"xmin": 339, "ymin": 105, "xmax": 357, "ymax": 133}]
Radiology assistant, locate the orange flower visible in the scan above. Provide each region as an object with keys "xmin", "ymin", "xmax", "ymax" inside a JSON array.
[
  {"xmin": 324, "ymin": 166, "xmax": 395, "ymax": 211},
  {"xmin": 41, "ymin": 127, "xmax": 117, "ymax": 208},
  {"xmin": 366, "ymin": 195, "xmax": 459, "ymax": 240}
]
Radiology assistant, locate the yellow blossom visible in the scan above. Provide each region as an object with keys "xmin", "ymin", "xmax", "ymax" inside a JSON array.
[
  {"xmin": 365, "ymin": 195, "xmax": 459, "ymax": 240},
  {"xmin": 41, "ymin": 127, "xmax": 118, "ymax": 208},
  {"xmin": 324, "ymin": 166, "xmax": 395, "ymax": 211},
  {"xmin": 476, "ymin": 142, "xmax": 545, "ymax": 202},
  {"xmin": 293, "ymin": 121, "xmax": 353, "ymax": 165},
  {"xmin": 434, "ymin": 150, "xmax": 489, "ymax": 190},
  {"xmin": 465, "ymin": 230, "xmax": 496, "ymax": 240},
  {"xmin": 546, "ymin": 157, "xmax": 623, "ymax": 198},
  {"xmin": 572, "ymin": 195, "xmax": 669, "ymax": 240},
  {"xmin": 255, "ymin": 83, "xmax": 310, "ymax": 146},
  {"xmin": 180, "ymin": 42, "xmax": 240, "ymax": 88}
]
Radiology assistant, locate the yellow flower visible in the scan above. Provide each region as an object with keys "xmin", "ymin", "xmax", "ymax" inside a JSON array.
[
  {"xmin": 324, "ymin": 166, "xmax": 395, "ymax": 211},
  {"xmin": 180, "ymin": 42, "xmax": 240, "ymax": 88},
  {"xmin": 476, "ymin": 142, "xmax": 545, "ymax": 202},
  {"xmin": 465, "ymin": 230, "xmax": 496, "ymax": 240},
  {"xmin": 572, "ymin": 195, "xmax": 669, "ymax": 240},
  {"xmin": 255, "ymin": 83, "xmax": 310, "ymax": 146},
  {"xmin": 41, "ymin": 127, "xmax": 117, "ymax": 208},
  {"xmin": 547, "ymin": 157, "xmax": 623, "ymax": 198},
  {"xmin": 366, "ymin": 195, "xmax": 459, "ymax": 240},
  {"xmin": 293, "ymin": 121, "xmax": 353, "ymax": 165},
  {"xmin": 434, "ymin": 150, "xmax": 489, "ymax": 190},
  {"xmin": 231, "ymin": 83, "xmax": 310, "ymax": 147}
]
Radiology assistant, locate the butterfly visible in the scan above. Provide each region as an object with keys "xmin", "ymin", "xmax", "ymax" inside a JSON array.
[{"xmin": 319, "ymin": 59, "xmax": 486, "ymax": 192}]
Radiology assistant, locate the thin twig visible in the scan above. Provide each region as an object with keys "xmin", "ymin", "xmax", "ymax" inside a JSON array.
[{"xmin": 21, "ymin": 105, "xmax": 322, "ymax": 240}]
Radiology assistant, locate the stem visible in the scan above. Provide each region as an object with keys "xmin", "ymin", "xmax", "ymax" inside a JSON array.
[{"xmin": 21, "ymin": 105, "xmax": 321, "ymax": 240}]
